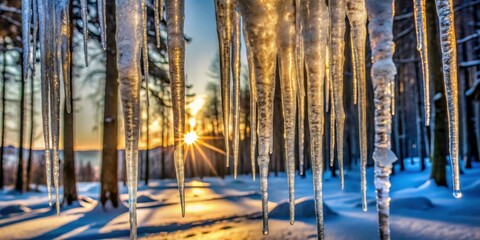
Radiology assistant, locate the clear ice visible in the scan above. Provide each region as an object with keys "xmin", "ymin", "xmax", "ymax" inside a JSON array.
[
  {"xmin": 166, "ymin": 0, "xmax": 187, "ymax": 215},
  {"xmin": 116, "ymin": 0, "xmax": 143, "ymax": 238}
]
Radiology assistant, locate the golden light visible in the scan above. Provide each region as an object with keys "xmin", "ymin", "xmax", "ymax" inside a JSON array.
[{"xmin": 184, "ymin": 131, "xmax": 198, "ymax": 145}]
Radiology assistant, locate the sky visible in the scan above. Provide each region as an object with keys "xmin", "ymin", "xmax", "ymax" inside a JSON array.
[{"xmin": 7, "ymin": 1, "xmax": 245, "ymax": 151}]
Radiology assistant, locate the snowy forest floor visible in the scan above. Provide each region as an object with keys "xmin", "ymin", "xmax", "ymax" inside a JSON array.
[{"xmin": 1, "ymin": 159, "xmax": 480, "ymax": 240}]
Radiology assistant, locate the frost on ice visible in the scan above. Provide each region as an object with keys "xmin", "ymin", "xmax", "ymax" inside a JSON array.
[
  {"xmin": 346, "ymin": 0, "xmax": 368, "ymax": 212},
  {"xmin": 238, "ymin": 0, "xmax": 278, "ymax": 235},
  {"xmin": 434, "ymin": 0, "xmax": 461, "ymax": 198},
  {"xmin": 302, "ymin": 0, "xmax": 328, "ymax": 238},
  {"xmin": 165, "ymin": 0, "xmax": 187, "ymax": 216},
  {"xmin": 115, "ymin": 0, "xmax": 142, "ymax": 238},
  {"xmin": 366, "ymin": 0, "xmax": 398, "ymax": 239}
]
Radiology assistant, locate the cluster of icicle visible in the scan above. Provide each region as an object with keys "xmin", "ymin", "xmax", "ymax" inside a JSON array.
[
  {"xmin": 218, "ymin": 0, "xmax": 371, "ymax": 237},
  {"xmin": 21, "ymin": 0, "xmax": 462, "ymax": 239}
]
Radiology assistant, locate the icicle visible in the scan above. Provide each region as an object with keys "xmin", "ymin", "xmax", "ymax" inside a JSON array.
[
  {"xmin": 325, "ymin": 46, "xmax": 331, "ymax": 113},
  {"xmin": 97, "ymin": 0, "xmax": 107, "ymax": 50},
  {"xmin": 330, "ymin": 0, "xmax": 347, "ymax": 190},
  {"xmin": 295, "ymin": 0, "xmax": 305, "ymax": 176},
  {"xmin": 142, "ymin": 0, "xmax": 150, "ymax": 105},
  {"xmin": 22, "ymin": 0, "xmax": 32, "ymax": 81},
  {"xmin": 303, "ymin": 0, "xmax": 328, "ymax": 238},
  {"xmin": 346, "ymin": 0, "xmax": 368, "ymax": 211},
  {"xmin": 327, "ymin": 46, "xmax": 335, "ymax": 168},
  {"xmin": 166, "ymin": 0, "xmax": 187, "ymax": 215},
  {"xmin": 57, "ymin": 0, "xmax": 71, "ymax": 114},
  {"xmin": 390, "ymin": 80, "xmax": 395, "ymax": 115},
  {"xmin": 232, "ymin": 10, "xmax": 241, "ymax": 179},
  {"xmin": 243, "ymin": 24, "xmax": 256, "ymax": 181},
  {"xmin": 239, "ymin": 1, "xmax": 278, "ymax": 235},
  {"xmin": 214, "ymin": 0, "xmax": 235, "ymax": 167},
  {"xmin": 413, "ymin": 0, "xmax": 430, "ymax": 126},
  {"xmin": 37, "ymin": 0, "xmax": 52, "ymax": 206},
  {"xmin": 32, "ymin": 0, "xmax": 38, "ymax": 76},
  {"xmin": 277, "ymin": 0, "xmax": 297, "ymax": 225},
  {"xmin": 116, "ymin": 0, "xmax": 143, "ymax": 238},
  {"xmin": 367, "ymin": 0, "xmax": 398, "ymax": 239},
  {"xmin": 80, "ymin": 0, "xmax": 88, "ymax": 66},
  {"xmin": 50, "ymin": 0, "xmax": 62, "ymax": 215},
  {"xmin": 434, "ymin": 0, "xmax": 461, "ymax": 198}
]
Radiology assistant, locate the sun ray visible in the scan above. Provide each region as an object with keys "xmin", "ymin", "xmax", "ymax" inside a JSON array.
[
  {"xmin": 193, "ymin": 142, "xmax": 219, "ymax": 176},
  {"xmin": 196, "ymin": 139, "xmax": 227, "ymax": 156}
]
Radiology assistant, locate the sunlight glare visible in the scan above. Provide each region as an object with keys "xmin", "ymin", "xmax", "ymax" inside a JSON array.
[{"xmin": 184, "ymin": 131, "xmax": 198, "ymax": 145}]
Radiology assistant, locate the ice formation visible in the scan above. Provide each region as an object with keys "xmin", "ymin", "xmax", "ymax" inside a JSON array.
[
  {"xmin": 97, "ymin": 0, "xmax": 106, "ymax": 50},
  {"xmin": 295, "ymin": 0, "xmax": 305, "ymax": 176},
  {"xmin": 214, "ymin": 0, "xmax": 235, "ymax": 167},
  {"xmin": 243, "ymin": 24, "xmax": 256, "ymax": 181},
  {"xmin": 329, "ymin": 0, "xmax": 347, "ymax": 189},
  {"xmin": 232, "ymin": 10, "xmax": 241, "ymax": 179},
  {"xmin": 165, "ymin": 0, "xmax": 187, "ymax": 216},
  {"xmin": 346, "ymin": 0, "xmax": 368, "ymax": 212},
  {"xmin": 366, "ymin": 0, "xmax": 398, "ymax": 239},
  {"xmin": 115, "ymin": 0, "xmax": 142, "ymax": 238},
  {"xmin": 434, "ymin": 0, "xmax": 461, "ymax": 198},
  {"xmin": 22, "ymin": 0, "xmax": 464, "ymax": 239},
  {"xmin": 302, "ymin": 0, "xmax": 328, "ymax": 238},
  {"xmin": 413, "ymin": 0, "xmax": 430, "ymax": 126},
  {"xmin": 80, "ymin": 0, "xmax": 88, "ymax": 66},
  {"xmin": 238, "ymin": 0, "xmax": 278, "ymax": 235}
]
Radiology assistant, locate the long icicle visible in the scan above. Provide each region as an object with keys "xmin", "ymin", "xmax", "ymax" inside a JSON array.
[
  {"xmin": 116, "ymin": 0, "xmax": 142, "ymax": 238},
  {"xmin": 142, "ymin": 0, "xmax": 150, "ymax": 105},
  {"xmin": 50, "ymin": 0, "xmax": 61, "ymax": 215},
  {"xmin": 295, "ymin": 0, "xmax": 305, "ymax": 176},
  {"xmin": 166, "ymin": 0, "xmax": 187, "ymax": 215},
  {"xmin": 214, "ymin": 0, "xmax": 235, "ymax": 167},
  {"xmin": 434, "ymin": 0, "xmax": 461, "ymax": 198},
  {"xmin": 80, "ymin": 0, "xmax": 88, "ymax": 66},
  {"xmin": 238, "ymin": 0, "xmax": 278, "ymax": 235},
  {"xmin": 232, "ymin": 9, "xmax": 241, "ymax": 179},
  {"xmin": 366, "ymin": 1, "xmax": 398, "ymax": 239},
  {"xmin": 243, "ymin": 24, "xmax": 257, "ymax": 181},
  {"xmin": 278, "ymin": 0, "xmax": 297, "ymax": 225},
  {"xmin": 37, "ymin": 0, "xmax": 53, "ymax": 206},
  {"xmin": 303, "ymin": 0, "xmax": 328, "ymax": 238},
  {"xmin": 346, "ymin": 0, "xmax": 368, "ymax": 211},
  {"xmin": 330, "ymin": 0, "xmax": 347, "ymax": 189},
  {"xmin": 97, "ymin": 0, "xmax": 107, "ymax": 50},
  {"xmin": 413, "ymin": 0, "xmax": 430, "ymax": 126}
]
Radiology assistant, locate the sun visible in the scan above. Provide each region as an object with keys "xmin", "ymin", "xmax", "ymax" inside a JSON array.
[{"xmin": 184, "ymin": 131, "xmax": 198, "ymax": 145}]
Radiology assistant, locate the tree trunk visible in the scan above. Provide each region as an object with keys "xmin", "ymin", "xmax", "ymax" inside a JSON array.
[
  {"xmin": 0, "ymin": 43, "xmax": 6, "ymax": 190},
  {"xmin": 427, "ymin": 0, "xmax": 448, "ymax": 187},
  {"xmin": 15, "ymin": 55, "xmax": 25, "ymax": 193},
  {"xmin": 100, "ymin": 0, "xmax": 120, "ymax": 208},
  {"xmin": 63, "ymin": 77, "xmax": 77, "ymax": 205}
]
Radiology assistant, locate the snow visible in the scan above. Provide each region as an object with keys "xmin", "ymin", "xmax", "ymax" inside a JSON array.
[{"xmin": 1, "ymin": 161, "xmax": 479, "ymax": 239}]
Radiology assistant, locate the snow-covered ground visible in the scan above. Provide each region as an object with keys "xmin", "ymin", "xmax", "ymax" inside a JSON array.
[{"xmin": 1, "ymin": 160, "xmax": 479, "ymax": 239}]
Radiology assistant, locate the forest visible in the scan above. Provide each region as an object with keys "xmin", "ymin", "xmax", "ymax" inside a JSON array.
[{"xmin": 0, "ymin": 0, "xmax": 479, "ymax": 239}]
